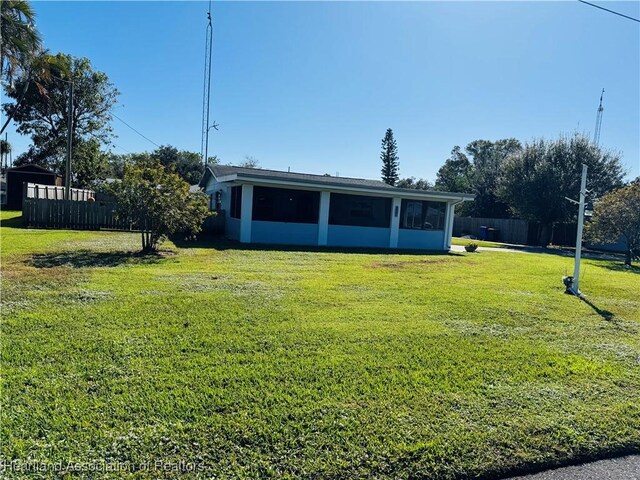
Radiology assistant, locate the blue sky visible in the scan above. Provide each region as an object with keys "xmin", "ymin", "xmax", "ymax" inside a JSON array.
[{"xmin": 5, "ymin": 1, "xmax": 640, "ymax": 181}]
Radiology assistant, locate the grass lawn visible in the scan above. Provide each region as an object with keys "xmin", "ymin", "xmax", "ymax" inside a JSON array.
[{"xmin": 2, "ymin": 210, "xmax": 639, "ymax": 479}]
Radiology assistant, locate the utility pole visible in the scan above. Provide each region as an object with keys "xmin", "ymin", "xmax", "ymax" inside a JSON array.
[
  {"xmin": 64, "ymin": 81, "xmax": 74, "ymax": 200},
  {"xmin": 564, "ymin": 164, "xmax": 588, "ymax": 296}
]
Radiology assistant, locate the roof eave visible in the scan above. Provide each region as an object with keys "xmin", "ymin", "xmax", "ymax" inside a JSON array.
[{"xmin": 219, "ymin": 172, "xmax": 474, "ymax": 201}]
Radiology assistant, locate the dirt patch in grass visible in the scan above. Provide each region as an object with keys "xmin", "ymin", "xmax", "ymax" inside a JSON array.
[
  {"xmin": 368, "ymin": 258, "xmax": 473, "ymax": 269},
  {"xmin": 67, "ymin": 289, "xmax": 114, "ymax": 305},
  {"xmin": 158, "ymin": 273, "xmax": 285, "ymax": 299},
  {"xmin": 368, "ymin": 261, "xmax": 406, "ymax": 269},
  {"xmin": 3, "ymin": 263, "xmax": 87, "ymax": 290}
]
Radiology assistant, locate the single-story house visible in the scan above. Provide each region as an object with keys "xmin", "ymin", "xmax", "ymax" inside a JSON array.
[{"xmin": 199, "ymin": 165, "xmax": 474, "ymax": 251}]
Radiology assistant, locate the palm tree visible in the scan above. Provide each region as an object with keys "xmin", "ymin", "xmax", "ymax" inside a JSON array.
[
  {"xmin": 1, "ymin": 0, "xmax": 42, "ymax": 88},
  {"xmin": 0, "ymin": 139, "xmax": 11, "ymax": 169},
  {"xmin": 1, "ymin": 2, "xmax": 68, "ymax": 135}
]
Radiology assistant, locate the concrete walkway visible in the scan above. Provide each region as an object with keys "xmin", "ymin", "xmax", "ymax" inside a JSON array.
[
  {"xmin": 450, "ymin": 244, "xmax": 532, "ymax": 254},
  {"xmin": 505, "ymin": 455, "xmax": 640, "ymax": 479},
  {"xmin": 450, "ymin": 244, "xmax": 623, "ymax": 261}
]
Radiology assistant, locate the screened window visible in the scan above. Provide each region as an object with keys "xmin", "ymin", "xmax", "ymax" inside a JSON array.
[
  {"xmin": 329, "ymin": 193, "xmax": 391, "ymax": 228},
  {"xmin": 230, "ymin": 186, "xmax": 242, "ymax": 219},
  {"xmin": 400, "ymin": 200, "xmax": 446, "ymax": 230},
  {"xmin": 252, "ymin": 186, "xmax": 320, "ymax": 224}
]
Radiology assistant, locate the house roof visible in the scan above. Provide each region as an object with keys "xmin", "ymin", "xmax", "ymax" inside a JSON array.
[
  {"xmin": 210, "ymin": 164, "xmax": 396, "ymax": 189},
  {"xmin": 7, "ymin": 164, "xmax": 57, "ymax": 175},
  {"xmin": 199, "ymin": 164, "xmax": 474, "ymax": 202}
]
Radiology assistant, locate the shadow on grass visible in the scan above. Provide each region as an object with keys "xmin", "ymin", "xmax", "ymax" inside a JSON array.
[
  {"xmin": 30, "ymin": 250, "xmax": 166, "ymax": 268},
  {"xmin": 600, "ymin": 263, "xmax": 640, "ymax": 275},
  {"xmin": 172, "ymin": 234, "xmax": 466, "ymax": 257},
  {"xmin": 579, "ymin": 296, "xmax": 615, "ymax": 321},
  {"xmin": 0, "ymin": 215, "xmax": 25, "ymax": 228}
]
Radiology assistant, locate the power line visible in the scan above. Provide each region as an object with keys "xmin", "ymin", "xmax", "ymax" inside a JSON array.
[
  {"xmin": 36, "ymin": 72, "xmax": 162, "ymax": 151},
  {"xmin": 87, "ymin": 131, "xmax": 131, "ymax": 154},
  {"xmin": 110, "ymin": 112, "xmax": 161, "ymax": 148},
  {"xmin": 111, "ymin": 142, "xmax": 131, "ymax": 154},
  {"xmin": 578, "ymin": 0, "xmax": 640, "ymax": 23}
]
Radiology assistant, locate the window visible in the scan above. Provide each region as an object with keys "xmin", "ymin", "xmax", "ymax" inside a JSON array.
[
  {"xmin": 400, "ymin": 200, "xmax": 446, "ymax": 230},
  {"xmin": 252, "ymin": 186, "xmax": 320, "ymax": 224},
  {"xmin": 329, "ymin": 193, "xmax": 391, "ymax": 228},
  {"xmin": 230, "ymin": 186, "xmax": 242, "ymax": 219}
]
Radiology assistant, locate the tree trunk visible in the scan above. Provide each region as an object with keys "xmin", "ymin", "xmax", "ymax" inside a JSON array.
[
  {"xmin": 625, "ymin": 248, "xmax": 632, "ymax": 266},
  {"xmin": 538, "ymin": 223, "xmax": 552, "ymax": 248},
  {"xmin": 141, "ymin": 231, "xmax": 154, "ymax": 253}
]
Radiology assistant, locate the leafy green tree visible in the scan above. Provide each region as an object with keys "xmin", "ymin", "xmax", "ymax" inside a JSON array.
[
  {"xmin": 396, "ymin": 177, "xmax": 432, "ymax": 190},
  {"xmin": 499, "ymin": 134, "xmax": 624, "ymax": 246},
  {"xmin": 435, "ymin": 146, "xmax": 472, "ymax": 193},
  {"xmin": 238, "ymin": 155, "xmax": 259, "ymax": 168},
  {"xmin": 586, "ymin": 182, "xmax": 640, "ymax": 266},
  {"xmin": 434, "ymin": 140, "xmax": 519, "ymax": 218},
  {"xmin": 110, "ymin": 162, "xmax": 210, "ymax": 252},
  {"xmin": 72, "ymin": 139, "xmax": 109, "ymax": 188},
  {"xmin": 3, "ymin": 53, "xmax": 118, "ymax": 174},
  {"xmin": 466, "ymin": 138, "xmax": 521, "ymax": 218},
  {"xmin": 380, "ymin": 128, "xmax": 399, "ymax": 186},
  {"xmin": 106, "ymin": 152, "xmax": 152, "ymax": 179},
  {"xmin": 150, "ymin": 145, "xmax": 203, "ymax": 185}
]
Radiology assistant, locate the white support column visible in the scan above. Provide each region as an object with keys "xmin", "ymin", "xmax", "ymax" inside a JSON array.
[
  {"xmin": 317, "ymin": 191, "xmax": 330, "ymax": 246},
  {"xmin": 389, "ymin": 197, "xmax": 401, "ymax": 248},
  {"xmin": 239, "ymin": 184, "xmax": 253, "ymax": 243},
  {"xmin": 444, "ymin": 202, "xmax": 456, "ymax": 250}
]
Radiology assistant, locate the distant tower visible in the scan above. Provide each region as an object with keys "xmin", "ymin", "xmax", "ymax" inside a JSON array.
[
  {"xmin": 200, "ymin": 2, "xmax": 213, "ymax": 165},
  {"xmin": 593, "ymin": 88, "xmax": 604, "ymax": 145}
]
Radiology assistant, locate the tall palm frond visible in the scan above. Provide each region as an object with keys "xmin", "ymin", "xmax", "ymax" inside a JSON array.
[
  {"xmin": 1, "ymin": 0, "xmax": 42, "ymax": 88},
  {"xmin": 0, "ymin": 51, "xmax": 69, "ymax": 135}
]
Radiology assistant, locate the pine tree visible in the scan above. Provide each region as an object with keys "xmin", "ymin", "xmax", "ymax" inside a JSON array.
[{"xmin": 380, "ymin": 128, "xmax": 399, "ymax": 185}]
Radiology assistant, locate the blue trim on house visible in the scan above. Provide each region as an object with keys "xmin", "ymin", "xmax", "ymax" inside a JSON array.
[
  {"xmin": 226, "ymin": 218, "xmax": 241, "ymax": 241},
  {"xmin": 397, "ymin": 229, "xmax": 445, "ymax": 250},
  {"xmin": 327, "ymin": 225, "xmax": 391, "ymax": 248},
  {"xmin": 251, "ymin": 220, "xmax": 319, "ymax": 246}
]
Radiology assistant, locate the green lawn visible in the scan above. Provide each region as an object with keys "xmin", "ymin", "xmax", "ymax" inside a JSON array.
[{"xmin": 2, "ymin": 210, "xmax": 639, "ymax": 479}]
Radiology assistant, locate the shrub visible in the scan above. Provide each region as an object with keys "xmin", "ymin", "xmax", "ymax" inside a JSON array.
[
  {"xmin": 465, "ymin": 242, "xmax": 479, "ymax": 252},
  {"xmin": 110, "ymin": 161, "xmax": 211, "ymax": 252}
]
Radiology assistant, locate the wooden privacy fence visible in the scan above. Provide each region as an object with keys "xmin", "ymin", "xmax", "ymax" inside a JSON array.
[
  {"xmin": 22, "ymin": 198, "xmax": 132, "ymax": 230},
  {"xmin": 453, "ymin": 216, "xmax": 530, "ymax": 245},
  {"xmin": 25, "ymin": 182, "xmax": 95, "ymax": 201}
]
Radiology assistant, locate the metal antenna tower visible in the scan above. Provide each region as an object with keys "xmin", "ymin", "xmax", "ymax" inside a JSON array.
[
  {"xmin": 200, "ymin": 1, "xmax": 213, "ymax": 165},
  {"xmin": 593, "ymin": 88, "xmax": 604, "ymax": 145}
]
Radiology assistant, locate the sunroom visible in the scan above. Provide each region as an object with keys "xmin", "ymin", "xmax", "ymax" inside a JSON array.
[{"xmin": 199, "ymin": 165, "xmax": 474, "ymax": 251}]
